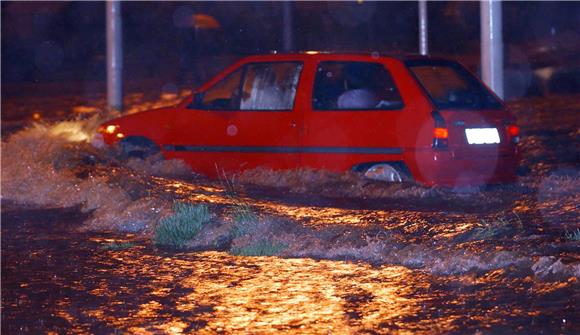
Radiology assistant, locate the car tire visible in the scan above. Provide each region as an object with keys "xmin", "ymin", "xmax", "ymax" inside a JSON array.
[{"xmin": 120, "ymin": 136, "xmax": 160, "ymax": 159}]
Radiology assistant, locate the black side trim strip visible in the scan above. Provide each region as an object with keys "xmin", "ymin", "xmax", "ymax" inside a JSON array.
[{"xmin": 163, "ymin": 145, "xmax": 402, "ymax": 155}]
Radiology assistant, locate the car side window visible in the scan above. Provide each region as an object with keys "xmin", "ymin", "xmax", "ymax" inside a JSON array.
[
  {"xmin": 201, "ymin": 67, "xmax": 243, "ymax": 110},
  {"xmin": 240, "ymin": 62, "xmax": 303, "ymax": 111},
  {"xmin": 312, "ymin": 62, "xmax": 404, "ymax": 111}
]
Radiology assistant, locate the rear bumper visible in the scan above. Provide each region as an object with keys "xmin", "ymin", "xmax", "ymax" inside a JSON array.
[{"xmin": 408, "ymin": 147, "xmax": 519, "ymax": 187}]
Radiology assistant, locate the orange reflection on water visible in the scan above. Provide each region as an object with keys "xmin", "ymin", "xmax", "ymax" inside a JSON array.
[
  {"xmin": 182, "ymin": 255, "xmax": 356, "ymax": 333},
  {"xmin": 9, "ymin": 235, "xmax": 579, "ymax": 334},
  {"xmin": 159, "ymin": 180, "xmax": 230, "ymax": 205},
  {"xmin": 154, "ymin": 178, "xmax": 483, "ymax": 244},
  {"xmin": 257, "ymin": 204, "xmax": 386, "ymax": 226},
  {"xmin": 70, "ymin": 249, "xmax": 465, "ymax": 334}
]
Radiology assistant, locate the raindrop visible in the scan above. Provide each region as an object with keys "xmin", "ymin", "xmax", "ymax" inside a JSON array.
[{"xmin": 227, "ymin": 124, "xmax": 238, "ymax": 136}]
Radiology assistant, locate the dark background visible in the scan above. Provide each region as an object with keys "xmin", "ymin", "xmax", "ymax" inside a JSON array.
[{"xmin": 2, "ymin": 1, "xmax": 579, "ymax": 104}]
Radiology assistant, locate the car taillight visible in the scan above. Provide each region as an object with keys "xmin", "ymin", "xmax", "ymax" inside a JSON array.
[
  {"xmin": 434, "ymin": 127, "xmax": 449, "ymax": 138},
  {"xmin": 506, "ymin": 124, "xmax": 520, "ymax": 143},
  {"xmin": 432, "ymin": 111, "xmax": 448, "ymax": 149}
]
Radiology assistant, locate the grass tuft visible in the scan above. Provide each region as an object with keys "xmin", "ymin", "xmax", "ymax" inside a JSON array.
[
  {"xmin": 230, "ymin": 208, "xmax": 260, "ymax": 238},
  {"xmin": 459, "ymin": 213, "xmax": 523, "ymax": 242},
  {"xmin": 231, "ymin": 203, "xmax": 258, "ymax": 225},
  {"xmin": 564, "ymin": 228, "xmax": 580, "ymax": 242},
  {"xmin": 154, "ymin": 202, "xmax": 211, "ymax": 248},
  {"xmin": 215, "ymin": 164, "xmax": 259, "ymax": 236},
  {"xmin": 471, "ymin": 218, "xmax": 513, "ymax": 240},
  {"xmin": 101, "ymin": 242, "xmax": 136, "ymax": 250},
  {"xmin": 230, "ymin": 239, "xmax": 288, "ymax": 256}
]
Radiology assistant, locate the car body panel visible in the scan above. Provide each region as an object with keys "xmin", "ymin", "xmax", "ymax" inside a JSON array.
[{"xmin": 99, "ymin": 52, "xmax": 519, "ymax": 186}]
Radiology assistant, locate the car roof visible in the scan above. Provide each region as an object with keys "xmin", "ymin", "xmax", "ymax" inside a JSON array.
[{"xmin": 239, "ymin": 51, "xmax": 449, "ymax": 63}]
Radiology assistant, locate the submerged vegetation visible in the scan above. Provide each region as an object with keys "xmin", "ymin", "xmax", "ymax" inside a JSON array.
[
  {"xmin": 216, "ymin": 166, "xmax": 261, "ymax": 238},
  {"xmin": 459, "ymin": 213, "xmax": 524, "ymax": 242},
  {"xmin": 100, "ymin": 241, "xmax": 136, "ymax": 250},
  {"xmin": 229, "ymin": 209, "xmax": 265, "ymax": 240},
  {"xmin": 154, "ymin": 202, "xmax": 211, "ymax": 248},
  {"xmin": 231, "ymin": 239, "xmax": 288, "ymax": 256},
  {"xmin": 564, "ymin": 228, "xmax": 580, "ymax": 242}
]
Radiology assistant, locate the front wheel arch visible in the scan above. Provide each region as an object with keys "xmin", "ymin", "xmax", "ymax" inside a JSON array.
[{"xmin": 119, "ymin": 136, "xmax": 160, "ymax": 159}]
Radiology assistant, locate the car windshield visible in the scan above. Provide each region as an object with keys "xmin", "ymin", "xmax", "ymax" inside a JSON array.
[{"xmin": 406, "ymin": 60, "xmax": 502, "ymax": 110}]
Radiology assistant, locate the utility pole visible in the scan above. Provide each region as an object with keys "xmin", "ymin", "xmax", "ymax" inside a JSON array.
[
  {"xmin": 418, "ymin": 0, "xmax": 428, "ymax": 55},
  {"xmin": 282, "ymin": 1, "xmax": 294, "ymax": 52},
  {"xmin": 106, "ymin": 0, "xmax": 123, "ymax": 113},
  {"xmin": 480, "ymin": 0, "xmax": 504, "ymax": 98}
]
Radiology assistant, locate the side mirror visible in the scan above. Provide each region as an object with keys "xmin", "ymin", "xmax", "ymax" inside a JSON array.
[{"xmin": 187, "ymin": 92, "xmax": 204, "ymax": 109}]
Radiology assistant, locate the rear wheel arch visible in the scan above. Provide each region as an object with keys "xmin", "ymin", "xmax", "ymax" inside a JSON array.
[{"xmin": 352, "ymin": 161, "xmax": 413, "ymax": 182}]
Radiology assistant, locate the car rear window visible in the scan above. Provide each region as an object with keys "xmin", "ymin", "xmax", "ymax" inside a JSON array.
[{"xmin": 406, "ymin": 60, "xmax": 502, "ymax": 110}]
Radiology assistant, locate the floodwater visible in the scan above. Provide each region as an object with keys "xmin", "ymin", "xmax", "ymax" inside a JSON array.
[
  {"xmin": 2, "ymin": 204, "xmax": 578, "ymax": 334},
  {"xmin": 2, "ymin": 94, "xmax": 579, "ymax": 334}
]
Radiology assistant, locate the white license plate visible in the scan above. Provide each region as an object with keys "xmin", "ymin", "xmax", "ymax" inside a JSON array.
[{"xmin": 465, "ymin": 128, "xmax": 500, "ymax": 144}]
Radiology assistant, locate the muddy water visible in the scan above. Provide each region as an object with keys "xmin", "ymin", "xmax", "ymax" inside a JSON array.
[
  {"xmin": 2, "ymin": 205, "xmax": 578, "ymax": 335},
  {"xmin": 2, "ymin": 95, "xmax": 580, "ymax": 333}
]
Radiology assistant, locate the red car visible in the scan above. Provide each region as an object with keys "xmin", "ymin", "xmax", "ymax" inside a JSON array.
[{"xmin": 97, "ymin": 52, "xmax": 520, "ymax": 187}]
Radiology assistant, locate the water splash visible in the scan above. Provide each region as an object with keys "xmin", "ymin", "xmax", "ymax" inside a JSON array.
[
  {"xmin": 0, "ymin": 118, "xmax": 178, "ymax": 233},
  {"xmin": 238, "ymin": 167, "xmax": 434, "ymax": 199}
]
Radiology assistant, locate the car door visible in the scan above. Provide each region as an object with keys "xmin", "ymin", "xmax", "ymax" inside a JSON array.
[
  {"xmin": 301, "ymin": 59, "xmax": 408, "ymax": 172},
  {"xmin": 165, "ymin": 61, "xmax": 304, "ymax": 177}
]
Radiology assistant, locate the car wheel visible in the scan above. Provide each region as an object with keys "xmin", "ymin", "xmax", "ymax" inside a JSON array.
[
  {"xmin": 120, "ymin": 136, "xmax": 160, "ymax": 159},
  {"xmin": 358, "ymin": 163, "xmax": 410, "ymax": 183}
]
